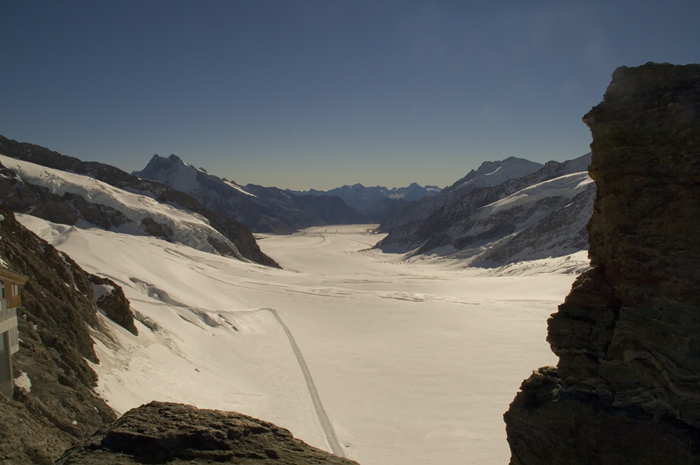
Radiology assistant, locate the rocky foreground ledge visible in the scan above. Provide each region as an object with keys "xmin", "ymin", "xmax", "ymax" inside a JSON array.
[
  {"xmin": 55, "ymin": 401, "xmax": 359, "ymax": 465},
  {"xmin": 504, "ymin": 63, "xmax": 700, "ymax": 464}
]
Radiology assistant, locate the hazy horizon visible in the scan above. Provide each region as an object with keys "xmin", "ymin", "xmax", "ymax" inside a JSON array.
[{"xmin": 2, "ymin": 1, "xmax": 699, "ymax": 190}]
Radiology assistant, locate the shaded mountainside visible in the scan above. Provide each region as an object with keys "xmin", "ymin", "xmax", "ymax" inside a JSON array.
[
  {"xmin": 56, "ymin": 401, "xmax": 359, "ymax": 465},
  {"xmin": 377, "ymin": 154, "xmax": 593, "ymax": 266},
  {"xmin": 0, "ymin": 137, "xmax": 278, "ymax": 268},
  {"xmin": 504, "ymin": 63, "xmax": 700, "ymax": 464},
  {"xmin": 290, "ymin": 182, "xmax": 441, "ymax": 223},
  {"xmin": 0, "ymin": 205, "xmax": 135, "ymax": 464},
  {"xmin": 379, "ymin": 156, "xmax": 545, "ymax": 231},
  {"xmin": 134, "ymin": 154, "xmax": 366, "ymax": 234}
]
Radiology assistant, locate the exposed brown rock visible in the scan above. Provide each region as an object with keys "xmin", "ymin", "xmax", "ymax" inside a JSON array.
[
  {"xmin": 0, "ymin": 206, "xmax": 121, "ymax": 463},
  {"xmin": 56, "ymin": 401, "xmax": 359, "ymax": 465},
  {"xmin": 505, "ymin": 63, "xmax": 700, "ymax": 463}
]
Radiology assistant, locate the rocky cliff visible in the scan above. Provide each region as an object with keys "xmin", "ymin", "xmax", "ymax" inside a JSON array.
[
  {"xmin": 0, "ymin": 205, "xmax": 134, "ymax": 464},
  {"xmin": 504, "ymin": 63, "xmax": 700, "ymax": 463},
  {"xmin": 56, "ymin": 401, "xmax": 359, "ymax": 464}
]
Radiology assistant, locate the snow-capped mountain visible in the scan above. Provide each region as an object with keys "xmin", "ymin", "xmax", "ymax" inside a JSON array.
[
  {"xmin": 0, "ymin": 136, "xmax": 277, "ymax": 267},
  {"xmin": 290, "ymin": 183, "xmax": 441, "ymax": 223},
  {"xmin": 0, "ymin": 154, "xmax": 249, "ymax": 258},
  {"xmin": 134, "ymin": 155, "xmax": 366, "ymax": 233},
  {"xmin": 379, "ymin": 157, "xmax": 544, "ymax": 231},
  {"xmin": 377, "ymin": 153, "xmax": 593, "ymax": 266}
]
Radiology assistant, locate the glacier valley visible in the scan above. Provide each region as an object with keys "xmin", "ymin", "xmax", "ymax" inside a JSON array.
[{"xmin": 19, "ymin": 218, "xmax": 587, "ymax": 465}]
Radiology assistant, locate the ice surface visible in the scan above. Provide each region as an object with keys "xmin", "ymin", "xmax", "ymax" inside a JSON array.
[{"xmin": 19, "ymin": 217, "xmax": 583, "ymax": 465}]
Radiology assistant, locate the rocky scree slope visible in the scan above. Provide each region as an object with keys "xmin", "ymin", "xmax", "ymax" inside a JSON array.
[
  {"xmin": 377, "ymin": 153, "xmax": 593, "ymax": 266},
  {"xmin": 56, "ymin": 401, "xmax": 359, "ymax": 465},
  {"xmin": 0, "ymin": 137, "xmax": 278, "ymax": 268},
  {"xmin": 504, "ymin": 62, "xmax": 700, "ymax": 464},
  {"xmin": 134, "ymin": 154, "xmax": 365, "ymax": 234},
  {"xmin": 0, "ymin": 205, "xmax": 135, "ymax": 464}
]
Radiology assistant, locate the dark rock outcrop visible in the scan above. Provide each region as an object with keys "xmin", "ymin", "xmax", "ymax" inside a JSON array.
[
  {"xmin": 57, "ymin": 401, "xmax": 359, "ymax": 465},
  {"xmin": 504, "ymin": 63, "xmax": 700, "ymax": 463},
  {"xmin": 0, "ymin": 205, "xmax": 136, "ymax": 463},
  {"xmin": 0, "ymin": 137, "xmax": 279, "ymax": 268}
]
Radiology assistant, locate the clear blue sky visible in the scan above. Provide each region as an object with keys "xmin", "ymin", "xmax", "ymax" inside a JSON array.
[{"xmin": 2, "ymin": 1, "xmax": 698, "ymax": 190}]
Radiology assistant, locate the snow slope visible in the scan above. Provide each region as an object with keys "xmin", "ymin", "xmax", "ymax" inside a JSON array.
[
  {"xmin": 20, "ymin": 217, "xmax": 584, "ymax": 465},
  {"xmin": 0, "ymin": 154, "xmax": 243, "ymax": 258}
]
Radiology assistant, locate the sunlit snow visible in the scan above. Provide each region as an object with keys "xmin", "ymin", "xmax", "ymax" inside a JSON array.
[{"xmin": 19, "ymin": 216, "xmax": 584, "ymax": 465}]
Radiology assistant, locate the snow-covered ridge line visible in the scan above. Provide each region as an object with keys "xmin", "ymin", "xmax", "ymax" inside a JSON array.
[
  {"xmin": 479, "ymin": 171, "xmax": 593, "ymax": 217},
  {"xmin": 0, "ymin": 154, "xmax": 243, "ymax": 258}
]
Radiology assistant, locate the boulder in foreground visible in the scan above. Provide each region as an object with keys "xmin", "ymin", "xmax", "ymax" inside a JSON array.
[{"xmin": 56, "ymin": 401, "xmax": 359, "ymax": 464}]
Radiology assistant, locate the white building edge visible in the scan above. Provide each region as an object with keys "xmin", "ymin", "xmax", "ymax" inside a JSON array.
[{"xmin": 0, "ymin": 266, "xmax": 28, "ymax": 398}]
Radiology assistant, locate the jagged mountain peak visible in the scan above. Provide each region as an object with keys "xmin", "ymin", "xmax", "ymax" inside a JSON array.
[{"xmin": 134, "ymin": 155, "xmax": 365, "ymax": 233}]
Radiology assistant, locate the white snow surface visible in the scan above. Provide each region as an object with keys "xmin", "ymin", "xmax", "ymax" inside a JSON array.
[
  {"xmin": 0, "ymin": 154, "xmax": 241, "ymax": 257},
  {"xmin": 18, "ymin": 217, "xmax": 585, "ymax": 465},
  {"xmin": 14, "ymin": 370, "xmax": 32, "ymax": 394},
  {"xmin": 479, "ymin": 172, "xmax": 593, "ymax": 217}
]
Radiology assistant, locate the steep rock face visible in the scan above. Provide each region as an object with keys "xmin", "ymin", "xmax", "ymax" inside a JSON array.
[
  {"xmin": 57, "ymin": 401, "xmax": 359, "ymax": 465},
  {"xmin": 0, "ymin": 206, "xmax": 136, "ymax": 463},
  {"xmin": 135, "ymin": 154, "xmax": 366, "ymax": 233},
  {"xmin": 0, "ymin": 137, "xmax": 278, "ymax": 268},
  {"xmin": 504, "ymin": 63, "xmax": 700, "ymax": 463}
]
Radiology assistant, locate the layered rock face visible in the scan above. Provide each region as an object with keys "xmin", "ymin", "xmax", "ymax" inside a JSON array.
[
  {"xmin": 57, "ymin": 401, "xmax": 359, "ymax": 465},
  {"xmin": 504, "ymin": 63, "xmax": 700, "ymax": 463}
]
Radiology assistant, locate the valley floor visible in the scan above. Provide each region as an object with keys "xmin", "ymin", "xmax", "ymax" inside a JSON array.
[{"xmin": 19, "ymin": 220, "xmax": 586, "ymax": 465}]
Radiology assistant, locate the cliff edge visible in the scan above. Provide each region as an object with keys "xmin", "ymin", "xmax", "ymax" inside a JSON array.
[{"xmin": 504, "ymin": 63, "xmax": 700, "ymax": 464}]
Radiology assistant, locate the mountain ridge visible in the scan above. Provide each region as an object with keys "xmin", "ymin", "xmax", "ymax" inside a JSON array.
[
  {"xmin": 289, "ymin": 182, "xmax": 441, "ymax": 223},
  {"xmin": 377, "ymin": 153, "xmax": 593, "ymax": 266},
  {"xmin": 135, "ymin": 154, "xmax": 366, "ymax": 233},
  {"xmin": 0, "ymin": 136, "xmax": 278, "ymax": 268}
]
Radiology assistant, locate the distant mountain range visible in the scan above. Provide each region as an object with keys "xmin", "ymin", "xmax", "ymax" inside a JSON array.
[
  {"xmin": 289, "ymin": 183, "xmax": 441, "ymax": 223},
  {"xmin": 0, "ymin": 136, "xmax": 278, "ymax": 267},
  {"xmin": 134, "ymin": 154, "xmax": 366, "ymax": 234},
  {"xmin": 0, "ymin": 134, "xmax": 595, "ymax": 269},
  {"xmin": 377, "ymin": 154, "xmax": 593, "ymax": 266}
]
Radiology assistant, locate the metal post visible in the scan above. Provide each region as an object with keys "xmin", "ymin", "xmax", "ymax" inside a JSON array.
[{"xmin": 0, "ymin": 330, "xmax": 12, "ymax": 398}]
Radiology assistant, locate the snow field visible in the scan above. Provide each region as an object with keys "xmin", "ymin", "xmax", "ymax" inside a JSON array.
[{"xmin": 19, "ymin": 218, "xmax": 583, "ymax": 465}]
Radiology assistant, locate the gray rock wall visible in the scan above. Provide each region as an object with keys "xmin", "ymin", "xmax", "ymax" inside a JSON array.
[{"xmin": 504, "ymin": 63, "xmax": 700, "ymax": 464}]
